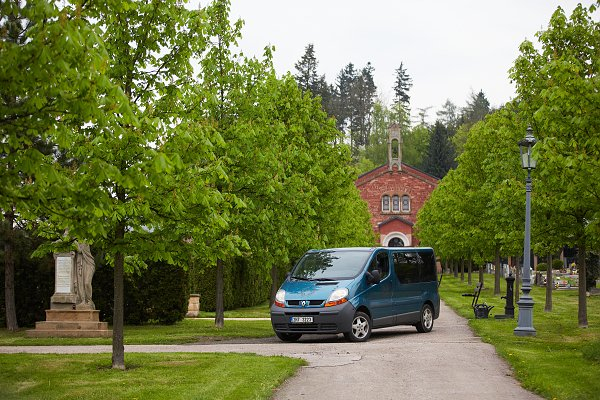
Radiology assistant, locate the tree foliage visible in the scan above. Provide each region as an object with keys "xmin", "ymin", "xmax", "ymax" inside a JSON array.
[{"xmin": 417, "ymin": 3, "xmax": 600, "ymax": 328}]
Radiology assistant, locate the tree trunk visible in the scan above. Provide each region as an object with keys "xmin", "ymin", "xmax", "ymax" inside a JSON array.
[
  {"xmin": 479, "ymin": 263, "xmax": 484, "ymax": 285},
  {"xmin": 112, "ymin": 220, "xmax": 125, "ymax": 370},
  {"xmin": 453, "ymin": 259, "xmax": 458, "ymax": 278},
  {"xmin": 3, "ymin": 210, "xmax": 18, "ymax": 331},
  {"xmin": 467, "ymin": 258, "xmax": 472, "ymax": 285},
  {"xmin": 215, "ymin": 258, "xmax": 224, "ymax": 328},
  {"xmin": 545, "ymin": 254, "xmax": 553, "ymax": 312},
  {"xmin": 494, "ymin": 247, "xmax": 501, "ymax": 295},
  {"xmin": 577, "ymin": 238, "xmax": 588, "ymax": 328},
  {"xmin": 460, "ymin": 259, "xmax": 464, "ymax": 282},
  {"xmin": 270, "ymin": 265, "xmax": 278, "ymax": 306}
]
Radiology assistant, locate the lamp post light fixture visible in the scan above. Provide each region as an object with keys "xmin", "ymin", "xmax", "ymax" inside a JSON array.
[{"xmin": 515, "ymin": 126, "xmax": 537, "ymax": 337}]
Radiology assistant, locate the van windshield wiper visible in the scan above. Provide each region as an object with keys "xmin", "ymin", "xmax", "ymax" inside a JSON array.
[
  {"xmin": 291, "ymin": 276, "xmax": 310, "ymax": 281},
  {"xmin": 313, "ymin": 278, "xmax": 338, "ymax": 282}
]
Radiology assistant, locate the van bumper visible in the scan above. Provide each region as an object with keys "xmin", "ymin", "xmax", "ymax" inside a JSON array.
[{"xmin": 270, "ymin": 301, "xmax": 356, "ymax": 335}]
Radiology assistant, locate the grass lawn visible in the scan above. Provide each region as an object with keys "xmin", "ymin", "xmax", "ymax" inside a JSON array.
[
  {"xmin": 0, "ymin": 307, "xmax": 301, "ymax": 399},
  {"xmin": 0, "ymin": 318, "xmax": 275, "ymax": 346},
  {"xmin": 197, "ymin": 302, "xmax": 271, "ymax": 318},
  {"xmin": 441, "ymin": 273, "xmax": 600, "ymax": 400},
  {"xmin": 0, "ymin": 352, "xmax": 304, "ymax": 399}
]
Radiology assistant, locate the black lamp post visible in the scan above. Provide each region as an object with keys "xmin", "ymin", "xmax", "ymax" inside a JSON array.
[{"xmin": 515, "ymin": 126, "xmax": 537, "ymax": 337}]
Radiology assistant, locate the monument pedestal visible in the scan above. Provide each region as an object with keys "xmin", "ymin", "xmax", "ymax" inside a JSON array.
[{"xmin": 27, "ymin": 310, "xmax": 112, "ymax": 338}]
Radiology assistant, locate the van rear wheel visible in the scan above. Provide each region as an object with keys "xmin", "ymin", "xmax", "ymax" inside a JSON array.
[
  {"xmin": 276, "ymin": 332, "xmax": 302, "ymax": 342},
  {"xmin": 344, "ymin": 311, "xmax": 372, "ymax": 342},
  {"xmin": 415, "ymin": 304, "xmax": 434, "ymax": 333}
]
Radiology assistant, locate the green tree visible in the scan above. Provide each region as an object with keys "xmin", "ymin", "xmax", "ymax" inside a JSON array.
[
  {"xmin": 422, "ymin": 121, "xmax": 455, "ymax": 178},
  {"xmin": 34, "ymin": 0, "xmax": 228, "ymax": 369},
  {"xmin": 393, "ymin": 62, "xmax": 412, "ymax": 106},
  {"xmin": 510, "ymin": 3, "xmax": 600, "ymax": 328},
  {"xmin": 0, "ymin": 0, "xmax": 130, "ymax": 331}
]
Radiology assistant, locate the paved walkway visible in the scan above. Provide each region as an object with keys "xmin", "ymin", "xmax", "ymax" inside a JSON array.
[{"xmin": 0, "ymin": 302, "xmax": 541, "ymax": 400}]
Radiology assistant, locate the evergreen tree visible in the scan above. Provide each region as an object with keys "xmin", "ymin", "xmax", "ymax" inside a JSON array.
[
  {"xmin": 294, "ymin": 43, "xmax": 319, "ymax": 93},
  {"xmin": 393, "ymin": 62, "xmax": 412, "ymax": 106},
  {"xmin": 350, "ymin": 63, "xmax": 377, "ymax": 150},
  {"xmin": 334, "ymin": 63, "xmax": 357, "ymax": 134},
  {"xmin": 463, "ymin": 90, "xmax": 491, "ymax": 124},
  {"xmin": 453, "ymin": 91, "xmax": 492, "ymax": 156},
  {"xmin": 293, "ymin": 43, "xmax": 330, "ymax": 112},
  {"xmin": 422, "ymin": 121, "xmax": 455, "ymax": 178}
]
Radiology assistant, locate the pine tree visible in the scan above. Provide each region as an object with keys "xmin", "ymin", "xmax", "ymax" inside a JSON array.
[
  {"xmin": 293, "ymin": 43, "xmax": 331, "ymax": 115},
  {"xmin": 393, "ymin": 62, "xmax": 412, "ymax": 106},
  {"xmin": 350, "ymin": 63, "xmax": 377, "ymax": 150},
  {"xmin": 422, "ymin": 121, "xmax": 455, "ymax": 178},
  {"xmin": 463, "ymin": 90, "xmax": 490, "ymax": 124},
  {"xmin": 333, "ymin": 63, "xmax": 357, "ymax": 133}
]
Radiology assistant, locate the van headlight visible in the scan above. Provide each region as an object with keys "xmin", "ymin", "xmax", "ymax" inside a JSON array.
[
  {"xmin": 275, "ymin": 289, "xmax": 285, "ymax": 308},
  {"xmin": 325, "ymin": 288, "xmax": 348, "ymax": 307}
]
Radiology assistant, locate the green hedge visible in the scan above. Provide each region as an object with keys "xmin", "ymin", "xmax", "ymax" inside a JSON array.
[
  {"xmin": 195, "ymin": 258, "xmax": 279, "ymax": 312},
  {"xmin": 0, "ymin": 227, "xmax": 54, "ymax": 328},
  {"xmin": 93, "ymin": 260, "xmax": 188, "ymax": 325}
]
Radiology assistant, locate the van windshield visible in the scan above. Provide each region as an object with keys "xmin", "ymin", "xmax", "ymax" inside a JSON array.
[{"xmin": 291, "ymin": 250, "xmax": 372, "ymax": 281}]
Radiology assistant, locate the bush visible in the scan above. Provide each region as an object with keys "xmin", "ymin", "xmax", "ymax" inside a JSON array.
[
  {"xmin": 552, "ymin": 259, "xmax": 564, "ymax": 270},
  {"xmin": 537, "ymin": 263, "xmax": 547, "ymax": 272}
]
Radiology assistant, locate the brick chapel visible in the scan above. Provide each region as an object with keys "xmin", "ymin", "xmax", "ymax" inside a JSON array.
[{"xmin": 356, "ymin": 124, "xmax": 438, "ymax": 247}]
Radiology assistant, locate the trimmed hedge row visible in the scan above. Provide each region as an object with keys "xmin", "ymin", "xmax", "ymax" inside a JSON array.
[{"xmin": 194, "ymin": 258, "xmax": 283, "ymax": 312}]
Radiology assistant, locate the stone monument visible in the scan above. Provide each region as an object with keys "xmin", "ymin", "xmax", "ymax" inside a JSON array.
[{"xmin": 27, "ymin": 244, "xmax": 111, "ymax": 338}]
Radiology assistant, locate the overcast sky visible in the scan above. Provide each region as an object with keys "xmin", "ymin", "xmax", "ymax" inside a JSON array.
[{"xmin": 227, "ymin": 0, "xmax": 595, "ymax": 123}]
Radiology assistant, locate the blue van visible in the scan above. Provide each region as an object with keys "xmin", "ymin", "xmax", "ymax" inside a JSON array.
[{"xmin": 270, "ymin": 247, "xmax": 440, "ymax": 342}]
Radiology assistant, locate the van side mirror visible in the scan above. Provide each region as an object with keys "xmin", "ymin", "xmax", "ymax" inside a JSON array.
[{"xmin": 367, "ymin": 269, "xmax": 381, "ymax": 284}]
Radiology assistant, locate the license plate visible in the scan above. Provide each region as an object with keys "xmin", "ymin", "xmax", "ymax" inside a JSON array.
[{"xmin": 290, "ymin": 316, "xmax": 313, "ymax": 324}]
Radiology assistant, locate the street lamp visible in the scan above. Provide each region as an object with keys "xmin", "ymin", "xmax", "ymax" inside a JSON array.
[{"xmin": 515, "ymin": 126, "xmax": 537, "ymax": 337}]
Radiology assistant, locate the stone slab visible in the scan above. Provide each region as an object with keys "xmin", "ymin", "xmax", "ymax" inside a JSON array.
[{"xmin": 45, "ymin": 310, "xmax": 101, "ymax": 322}]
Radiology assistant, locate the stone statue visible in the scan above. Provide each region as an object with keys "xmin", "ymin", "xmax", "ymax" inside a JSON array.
[{"xmin": 76, "ymin": 243, "xmax": 95, "ymax": 310}]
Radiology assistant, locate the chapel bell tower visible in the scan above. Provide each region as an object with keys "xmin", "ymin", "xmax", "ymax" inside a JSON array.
[{"xmin": 388, "ymin": 123, "xmax": 402, "ymax": 171}]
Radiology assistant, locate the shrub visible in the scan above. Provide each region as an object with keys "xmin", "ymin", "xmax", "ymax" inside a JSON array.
[
  {"xmin": 536, "ymin": 263, "xmax": 547, "ymax": 272},
  {"xmin": 552, "ymin": 259, "xmax": 564, "ymax": 270}
]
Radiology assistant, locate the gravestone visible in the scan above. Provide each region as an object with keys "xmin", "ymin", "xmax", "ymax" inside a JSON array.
[
  {"xmin": 27, "ymin": 245, "xmax": 111, "ymax": 338},
  {"xmin": 50, "ymin": 252, "xmax": 78, "ymax": 310}
]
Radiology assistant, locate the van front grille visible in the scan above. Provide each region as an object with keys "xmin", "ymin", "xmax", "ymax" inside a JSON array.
[{"xmin": 286, "ymin": 300, "xmax": 325, "ymax": 307}]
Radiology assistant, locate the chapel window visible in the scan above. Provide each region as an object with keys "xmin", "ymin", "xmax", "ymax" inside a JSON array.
[
  {"xmin": 382, "ymin": 195, "xmax": 390, "ymax": 212},
  {"xmin": 402, "ymin": 195, "xmax": 411, "ymax": 212}
]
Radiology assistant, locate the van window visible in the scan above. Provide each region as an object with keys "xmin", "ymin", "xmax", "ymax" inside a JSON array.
[
  {"xmin": 292, "ymin": 250, "xmax": 372, "ymax": 280},
  {"xmin": 393, "ymin": 250, "xmax": 437, "ymax": 284},
  {"xmin": 368, "ymin": 252, "xmax": 390, "ymax": 279},
  {"xmin": 420, "ymin": 251, "xmax": 437, "ymax": 282}
]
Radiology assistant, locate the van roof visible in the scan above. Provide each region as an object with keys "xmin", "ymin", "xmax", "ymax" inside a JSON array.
[{"xmin": 307, "ymin": 247, "xmax": 434, "ymax": 253}]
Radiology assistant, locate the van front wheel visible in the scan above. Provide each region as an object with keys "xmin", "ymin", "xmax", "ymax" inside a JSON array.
[
  {"xmin": 276, "ymin": 332, "xmax": 302, "ymax": 342},
  {"xmin": 344, "ymin": 311, "xmax": 372, "ymax": 342},
  {"xmin": 415, "ymin": 304, "xmax": 434, "ymax": 333}
]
